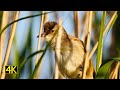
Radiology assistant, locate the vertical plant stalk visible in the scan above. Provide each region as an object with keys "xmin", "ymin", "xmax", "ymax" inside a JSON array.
[
  {"xmin": 81, "ymin": 12, "xmax": 89, "ymax": 42},
  {"xmin": 35, "ymin": 11, "xmax": 45, "ymax": 79},
  {"xmin": 74, "ymin": 11, "xmax": 80, "ymax": 38},
  {"xmin": 54, "ymin": 19, "xmax": 63, "ymax": 79},
  {"xmin": 0, "ymin": 11, "xmax": 9, "ymax": 76},
  {"xmin": 0, "ymin": 11, "xmax": 20, "ymax": 79},
  {"xmin": 114, "ymin": 62, "xmax": 119, "ymax": 79},
  {"xmin": 41, "ymin": 13, "xmax": 48, "ymax": 48},
  {"xmin": 96, "ymin": 11, "xmax": 106, "ymax": 72},
  {"xmin": 82, "ymin": 11, "xmax": 93, "ymax": 79},
  {"xmin": 109, "ymin": 62, "xmax": 119, "ymax": 79},
  {"xmin": 88, "ymin": 11, "xmax": 118, "ymax": 62},
  {"xmin": 54, "ymin": 12, "xmax": 64, "ymax": 79},
  {"xmin": 54, "ymin": 62, "xmax": 59, "ymax": 79},
  {"xmin": 53, "ymin": 12, "xmax": 62, "ymax": 79}
]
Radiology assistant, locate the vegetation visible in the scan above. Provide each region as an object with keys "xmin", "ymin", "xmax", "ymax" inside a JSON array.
[{"xmin": 0, "ymin": 11, "xmax": 119, "ymax": 79}]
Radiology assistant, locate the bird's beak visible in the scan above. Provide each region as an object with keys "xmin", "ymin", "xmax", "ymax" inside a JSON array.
[
  {"xmin": 41, "ymin": 32, "xmax": 46, "ymax": 37},
  {"xmin": 37, "ymin": 32, "xmax": 46, "ymax": 38}
]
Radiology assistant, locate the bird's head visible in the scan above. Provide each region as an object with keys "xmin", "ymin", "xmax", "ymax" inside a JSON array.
[{"xmin": 41, "ymin": 21, "xmax": 67, "ymax": 43}]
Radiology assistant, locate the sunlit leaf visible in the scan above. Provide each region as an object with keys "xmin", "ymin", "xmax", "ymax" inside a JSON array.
[{"xmin": 96, "ymin": 57, "xmax": 120, "ymax": 79}]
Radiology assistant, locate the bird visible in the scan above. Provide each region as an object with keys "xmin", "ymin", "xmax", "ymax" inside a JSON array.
[{"xmin": 41, "ymin": 21, "xmax": 95, "ymax": 79}]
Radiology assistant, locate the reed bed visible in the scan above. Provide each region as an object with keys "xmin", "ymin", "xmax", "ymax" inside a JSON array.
[{"xmin": 0, "ymin": 11, "xmax": 119, "ymax": 79}]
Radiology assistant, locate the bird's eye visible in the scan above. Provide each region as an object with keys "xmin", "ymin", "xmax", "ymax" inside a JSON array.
[{"xmin": 51, "ymin": 29, "xmax": 54, "ymax": 32}]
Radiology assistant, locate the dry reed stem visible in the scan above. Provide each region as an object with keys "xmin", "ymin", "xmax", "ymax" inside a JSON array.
[
  {"xmin": 0, "ymin": 11, "xmax": 20, "ymax": 79},
  {"xmin": 0, "ymin": 11, "xmax": 9, "ymax": 76},
  {"xmin": 114, "ymin": 64, "xmax": 119, "ymax": 79},
  {"xmin": 118, "ymin": 66, "xmax": 120, "ymax": 79},
  {"xmin": 88, "ymin": 42, "xmax": 98, "ymax": 60},
  {"xmin": 103, "ymin": 11, "xmax": 117, "ymax": 36},
  {"xmin": 54, "ymin": 62, "xmax": 59, "ymax": 79},
  {"xmin": 81, "ymin": 12, "xmax": 89, "ymax": 42},
  {"xmin": 82, "ymin": 11, "xmax": 93, "ymax": 79},
  {"xmin": 36, "ymin": 11, "xmax": 45, "ymax": 63},
  {"xmin": 54, "ymin": 12, "xmax": 63, "ymax": 79},
  {"xmin": 74, "ymin": 11, "xmax": 80, "ymax": 38},
  {"xmin": 88, "ymin": 11, "xmax": 117, "ymax": 61},
  {"xmin": 54, "ymin": 19, "xmax": 63, "ymax": 79},
  {"xmin": 114, "ymin": 72, "xmax": 118, "ymax": 79},
  {"xmin": 109, "ymin": 62, "xmax": 119, "ymax": 79},
  {"xmin": 41, "ymin": 13, "xmax": 48, "ymax": 48},
  {"xmin": 35, "ymin": 11, "xmax": 45, "ymax": 79}
]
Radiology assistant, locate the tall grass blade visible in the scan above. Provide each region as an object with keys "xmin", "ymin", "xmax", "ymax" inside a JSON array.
[
  {"xmin": 96, "ymin": 11, "xmax": 106, "ymax": 72},
  {"xmin": 30, "ymin": 41, "xmax": 51, "ymax": 79},
  {"xmin": 17, "ymin": 50, "xmax": 44, "ymax": 78},
  {"xmin": 0, "ymin": 11, "xmax": 55, "ymax": 36}
]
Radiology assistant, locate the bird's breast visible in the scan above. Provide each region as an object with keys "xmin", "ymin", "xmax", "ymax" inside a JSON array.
[{"xmin": 57, "ymin": 49, "xmax": 84, "ymax": 78}]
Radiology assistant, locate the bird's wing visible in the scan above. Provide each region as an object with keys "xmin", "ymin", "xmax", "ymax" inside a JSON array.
[{"xmin": 68, "ymin": 35, "xmax": 85, "ymax": 51}]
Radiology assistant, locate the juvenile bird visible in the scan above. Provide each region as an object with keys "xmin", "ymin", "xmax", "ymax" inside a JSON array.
[{"xmin": 41, "ymin": 21, "xmax": 95, "ymax": 79}]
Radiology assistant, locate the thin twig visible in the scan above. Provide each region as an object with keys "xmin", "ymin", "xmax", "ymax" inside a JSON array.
[{"xmin": 0, "ymin": 11, "xmax": 20, "ymax": 79}]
